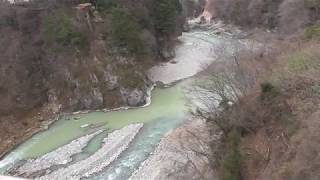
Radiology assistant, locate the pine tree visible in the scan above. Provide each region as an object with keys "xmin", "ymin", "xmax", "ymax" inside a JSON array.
[{"xmin": 153, "ymin": 0, "xmax": 181, "ymax": 36}]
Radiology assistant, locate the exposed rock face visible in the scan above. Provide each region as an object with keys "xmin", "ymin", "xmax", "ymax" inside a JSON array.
[
  {"xmin": 159, "ymin": 40, "xmax": 176, "ymax": 60},
  {"xmin": 0, "ymin": 1, "xmax": 150, "ymax": 115},
  {"xmin": 126, "ymin": 88, "xmax": 147, "ymax": 107},
  {"xmin": 181, "ymin": 0, "xmax": 207, "ymax": 18},
  {"xmin": 80, "ymin": 88, "xmax": 104, "ymax": 109},
  {"xmin": 103, "ymin": 71, "xmax": 119, "ymax": 91},
  {"xmin": 0, "ymin": 0, "xmax": 184, "ymax": 158}
]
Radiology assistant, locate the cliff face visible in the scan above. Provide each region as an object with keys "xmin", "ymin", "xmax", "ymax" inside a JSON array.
[
  {"xmin": 0, "ymin": 7, "xmax": 145, "ymax": 116},
  {"xmin": 0, "ymin": 0, "xmax": 188, "ymax": 156},
  {"xmin": 0, "ymin": 0, "xmax": 186, "ymax": 115},
  {"xmin": 180, "ymin": 0, "xmax": 206, "ymax": 18}
]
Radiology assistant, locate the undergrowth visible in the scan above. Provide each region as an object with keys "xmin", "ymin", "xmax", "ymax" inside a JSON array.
[
  {"xmin": 222, "ymin": 128, "xmax": 242, "ymax": 180},
  {"xmin": 44, "ymin": 11, "xmax": 88, "ymax": 50},
  {"xmin": 304, "ymin": 25, "xmax": 320, "ymax": 39}
]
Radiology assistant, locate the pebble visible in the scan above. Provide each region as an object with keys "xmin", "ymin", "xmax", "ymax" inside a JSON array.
[
  {"xmin": 37, "ymin": 123, "xmax": 143, "ymax": 180},
  {"xmin": 12, "ymin": 130, "xmax": 103, "ymax": 177}
]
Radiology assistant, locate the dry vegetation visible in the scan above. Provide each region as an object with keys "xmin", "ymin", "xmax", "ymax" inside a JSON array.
[
  {"xmin": 195, "ymin": 38, "xmax": 320, "ymax": 180},
  {"xmin": 199, "ymin": 1, "xmax": 320, "ymax": 179},
  {"xmin": 0, "ymin": 0, "xmax": 186, "ymax": 158},
  {"xmin": 208, "ymin": 0, "xmax": 320, "ymax": 35},
  {"xmin": 239, "ymin": 42, "xmax": 320, "ymax": 180}
]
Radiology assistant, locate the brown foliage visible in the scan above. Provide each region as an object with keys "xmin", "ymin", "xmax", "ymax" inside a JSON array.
[
  {"xmin": 212, "ymin": 41, "xmax": 320, "ymax": 180},
  {"xmin": 209, "ymin": 0, "xmax": 317, "ymax": 34}
]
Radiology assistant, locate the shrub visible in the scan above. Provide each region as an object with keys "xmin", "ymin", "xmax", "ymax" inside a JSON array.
[
  {"xmin": 305, "ymin": 0, "xmax": 320, "ymax": 20},
  {"xmin": 286, "ymin": 48, "xmax": 320, "ymax": 73},
  {"xmin": 44, "ymin": 11, "xmax": 88, "ymax": 49},
  {"xmin": 0, "ymin": 16, "xmax": 18, "ymax": 28},
  {"xmin": 111, "ymin": 8, "xmax": 144, "ymax": 54},
  {"xmin": 310, "ymin": 84, "xmax": 320, "ymax": 95},
  {"xmin": 305, "ymin": 0, "xmax": 320, "ymax": 13},
  {"xmin": 260, "ymin": 82, "xmax": 279, "ymax": 101},
  {"xmin": 260, "ymin": 82, "xmax": 275, "ymax": 94},
  {"xmin": 96, "ymin": 0, "xmax": 117, "ymax": 12},
  {"xmin": 304, "ymin": 25, "xmax": 320, "ymax": 39},
  {"xmin": 153, "ymin": 0, "xmax": 181, "ymax": 35},
  {"xmin": 287, "ymin": 54, "xmax": 308, "ymax": 72},
  {"xmin": 222, "ymin": 128, "xmax": 241, "ymax": 180},
  {"xmin": 115, "ymin": 65, "xmax": 144, "ymax": 88}
]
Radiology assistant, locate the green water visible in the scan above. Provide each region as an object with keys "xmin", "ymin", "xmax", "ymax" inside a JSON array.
[
  {"xmin": 0, "ymin": 29, "xmax": 230, "ymax": 175},
  {"xmin": 27, "ymin": 84, "xmax": 187, "ymax": 158},
  {"xmin": 0, "ymin": 82, "xmax": 189, "ymax": 173}
]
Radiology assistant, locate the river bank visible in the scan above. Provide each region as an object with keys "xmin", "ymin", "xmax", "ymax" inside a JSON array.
[
  {"xmin": 38, "ymin": 124, "xmax": 143, "ymax": 180},
  {"xmin": 1, "ymin": 20, "xmax": 248, "ymax": 179},
  {"xmin": 7, "ymin": 130, "xmax": 103, "ymax": 177},
  {"xmin": 0, "ymin": 101, "xmax": 61, "ymax": 162},
  {"xmin": 0, "ymin": 83, "xmax": 187, "ymax": 175},
  {"xmin": 0, "ymin": 81, "xmax": 154, "ymax": 165},
  {"xmin": 129, "ymin": 118, "xmax": 222, "ymax": 180}
]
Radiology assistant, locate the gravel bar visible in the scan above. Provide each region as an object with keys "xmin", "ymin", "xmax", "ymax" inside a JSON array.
[
  {"xmin": 11, "ymin": 130, "xmax": 103, "ymax": 177},
  {"xmin": 38, "ymin": 123, "xmax": 143, "ymax": 180}
]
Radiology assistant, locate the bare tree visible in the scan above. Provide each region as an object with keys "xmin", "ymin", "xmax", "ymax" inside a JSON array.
[
  {"xmin": 190, "ymin": 43, "xmax": 265, "ymax": 133},
  {"xmin": 160, "ymin": 122, "xmax": 220, "ymax": 180}
]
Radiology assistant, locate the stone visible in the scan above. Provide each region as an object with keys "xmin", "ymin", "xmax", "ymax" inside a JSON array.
[
  {"xmin": 11, "ymin": 131, "xmax": 103, "ymax": 177},
  {"xmin": 37, "ymin": 124, "xmax": 144, "ymax": 180},
  {"xmin": 127, "ymin": 89, "xmax": 146, "ymax": 107},
  {"xmin": 91, "ymin": 88, "xmax": 104, "ymax": 107},
  {"xmin": 161, "ymin": 47, "xmax": 175, "ymax": 59},
  {"xmin": 104, "ymin": 72, "xmax": 119, "ymax": 91},
  {"xmin": 183, "ymin": 23, "xmax": 190, "ymax": 32},
  {"xmin": 75, "ymin": 3, "xmax": 92, "ymax": 11}
]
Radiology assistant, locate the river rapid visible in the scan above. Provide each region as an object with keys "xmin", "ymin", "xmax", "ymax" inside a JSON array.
[{"xmin": 0, "ymin": 23, "xmax": 246, "ymax": 179}]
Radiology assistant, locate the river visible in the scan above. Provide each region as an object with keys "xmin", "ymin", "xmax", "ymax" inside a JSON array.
[{"xmin": 0, "ymin": 25, "xmax": 245, "ymax": 179}]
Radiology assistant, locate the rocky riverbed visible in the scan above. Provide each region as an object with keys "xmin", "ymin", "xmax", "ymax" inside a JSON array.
[
  {"xmin": 129, "ymin": 119, "xmax": 222, "ymax": 180},
  {"xmin": 130, "ymin": 21, "xmax": 249, "ymax": 180},
  {"xmin": 1, "ymin": 20, "xmax": 248, "ymax": 179},
  {"xmin": 35, "ymin": 124, "xmax": 143, "ymax": 180},
  {"xmin": 8, "ymin": 130, "xmax": 103, "ymax": 177}
]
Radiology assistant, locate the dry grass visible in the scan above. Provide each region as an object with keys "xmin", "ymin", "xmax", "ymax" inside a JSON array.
[
  {"xmin": 209, "ymin": 0, "xmax": 317, "ymax": 35},
  {"xmin": 207, "ymin": 40, "xmax": 320, "ymax": 180},
  {"xmin": 239, "ymin": 42, "xmax": 320, "ymax": 180}
]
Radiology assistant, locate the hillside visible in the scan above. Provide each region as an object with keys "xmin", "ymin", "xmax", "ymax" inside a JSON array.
[
  {"xmin": 207, "ymin": 0, "xmax": 320, "ymax": 35},
  {"xmin": 0, "ymin": 0, "xmax": 319, "ymax": 179},
  {"xmin": 196, "ymin": 0, "xmax": 320, "ymax": 180},
  {"xmin": 0, "ymin": 0, "xmax": 193, "ymax": 157}
]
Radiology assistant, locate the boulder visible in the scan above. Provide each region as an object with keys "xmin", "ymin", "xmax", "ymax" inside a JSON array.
[
  {"xmin": 80, "ymin": 88, "xmax": 103, "ymax": 109},
  {"xmin": 104, "ymin": 72, "xmax": 119, "ymax": 91},
  {"xmin": 127, "ymin": 89, "xmax": 146, "ymax": 107}
]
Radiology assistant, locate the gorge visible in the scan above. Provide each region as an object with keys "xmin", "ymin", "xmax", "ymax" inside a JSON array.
[
  {"xmin": 1, "ymin": 0, "xmax": 320, "ymax": 179},
  {"xmin": 0, "ymin": 17, "xmax": 247, "ymax": 179}
]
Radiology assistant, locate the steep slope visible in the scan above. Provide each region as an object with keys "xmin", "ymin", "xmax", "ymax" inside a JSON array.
[
  {"xmin": 0, "ymin": 0, "xmax": 185, "ymax": 157},
  {"xmin": 207, "ymin": 0, "xmax": 320, "ymax": 35}
]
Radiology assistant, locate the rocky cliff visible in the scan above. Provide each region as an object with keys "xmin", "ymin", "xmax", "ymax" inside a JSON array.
[
  {"xmin": 0, "ymin": 0, "xmax": 181, "ymax": 114},
  {"xmin": 0, "ymin": 0, "xmax": 189, "ymax": 156}
]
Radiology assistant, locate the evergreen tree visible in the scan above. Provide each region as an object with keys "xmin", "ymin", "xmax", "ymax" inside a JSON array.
[
  {"xmin": 111, "ymin": 8, "xmax": 144, "ymax": 53},
  {"xmin": 153, "ymin": 0, "xmax": 181, "ymax": 36}
]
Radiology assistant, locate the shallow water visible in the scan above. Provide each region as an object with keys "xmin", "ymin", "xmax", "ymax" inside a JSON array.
[
  {"xmin": 89, "ymin": 116, "xmax": 185, "ymax": 180},
  {"xmin": 0, "ymin": 28, "xmax": 242, "ymax": 178},
  {"xmin": 0, "ymin": 82, "xmax": 190, "ymax": 174}
]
